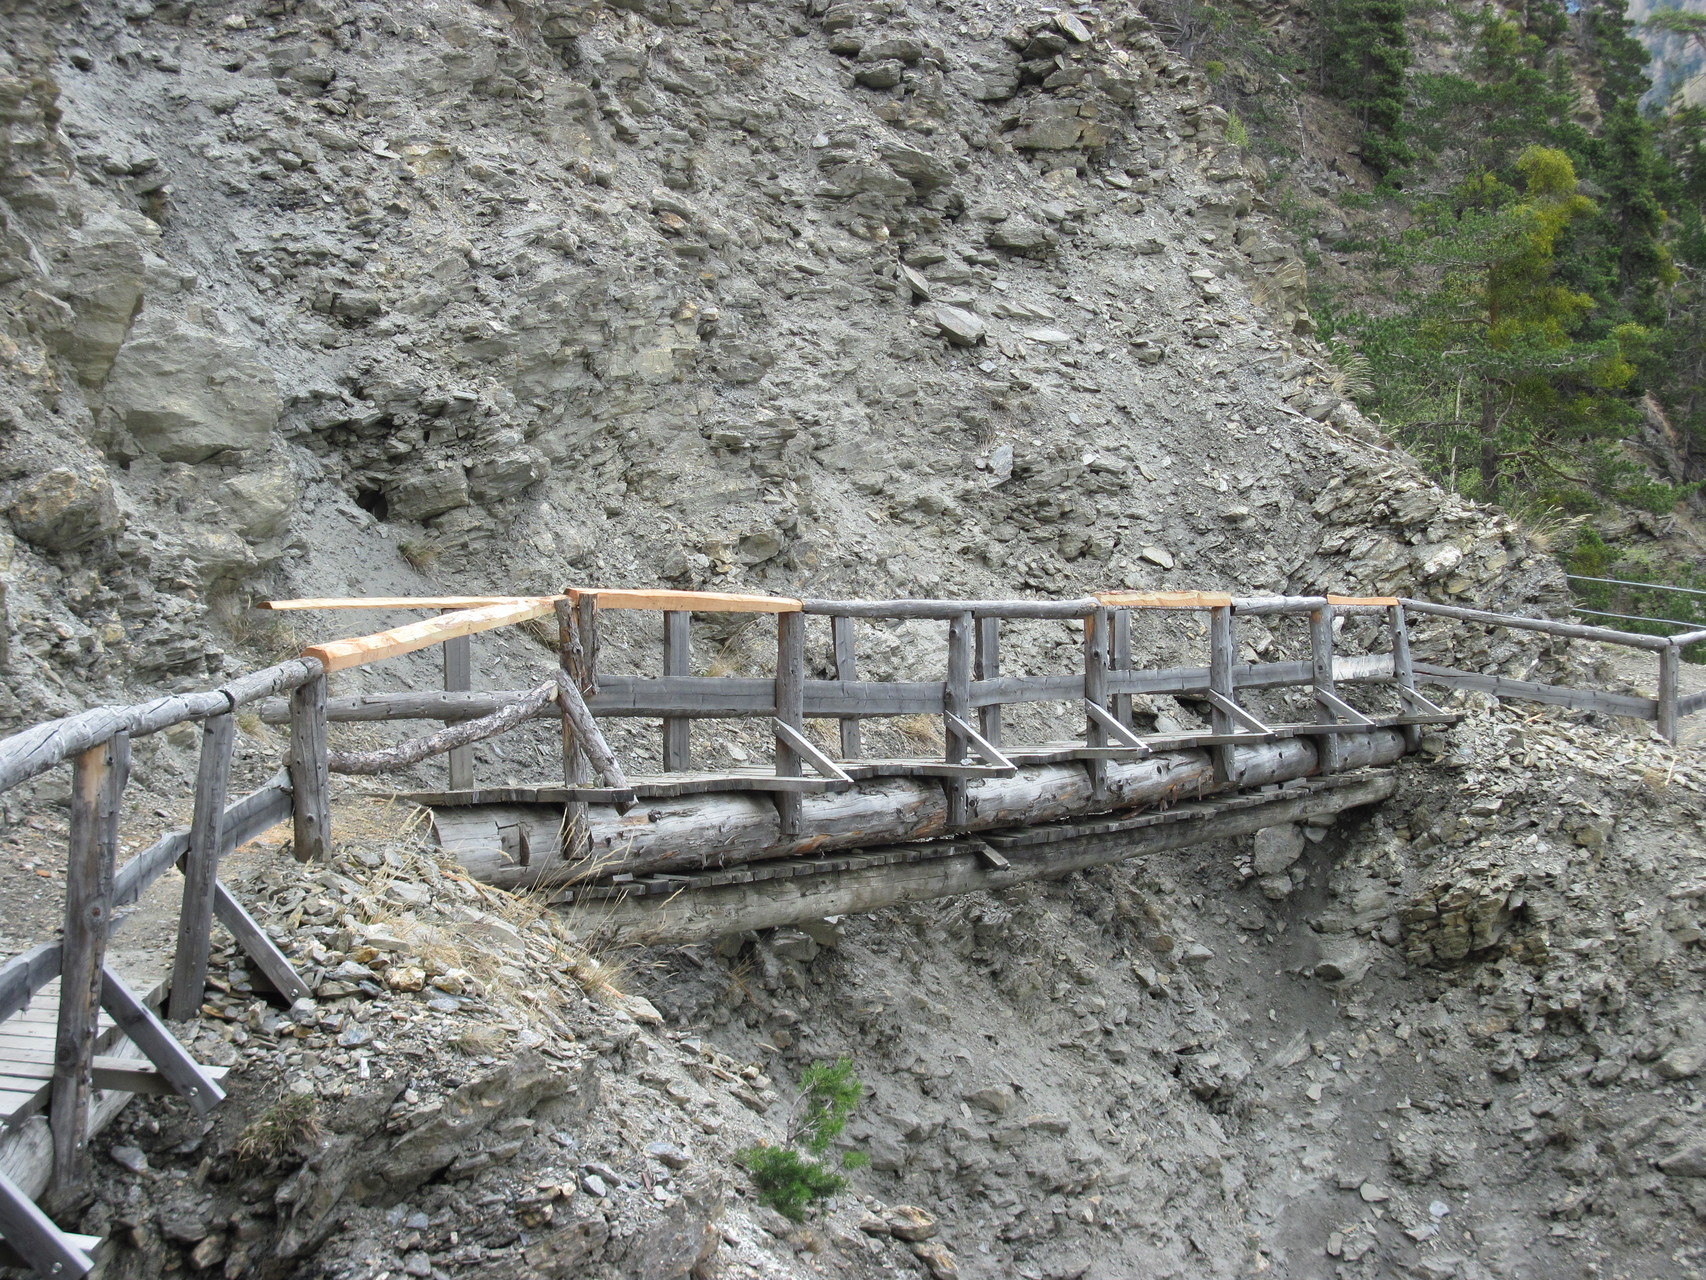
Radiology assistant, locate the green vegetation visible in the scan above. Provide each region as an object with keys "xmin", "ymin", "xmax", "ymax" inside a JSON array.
[
  {"xmin": 1292, "ymin": 0, "xmax": 1706, "ymax": 523},
  {"xmin": 1317, "ymin": 0, "xmax": 1413, "ymax": 172},
  {"xmin": 737, "ymin": 1057, "xmax": 869, "ymax": 1221}
]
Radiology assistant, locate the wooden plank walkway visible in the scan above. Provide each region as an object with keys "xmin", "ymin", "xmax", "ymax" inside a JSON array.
[{"xmin": 0, "ymin": 957, "xmax": 169, "ymax": 1138}]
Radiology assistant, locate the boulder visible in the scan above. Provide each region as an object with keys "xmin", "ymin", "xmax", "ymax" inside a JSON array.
[
  {"xmin": 986, "ymin": 220, "xmax": 1057, "ymax": 258},
  {"xmin": 468, "ymin": 451, "xmax": 546, "ymax": 503},
  {"xmin": 1252, "ymin": 823, "xmax": 1306, "ymax": 875},
  {"xmin": 1007, "ymin": 99, "xmax": 1103, "ymax": 150},
  {"xmin": 386, "ymin": 464, "xmax": 470, "ymax": 523},
  {"xmin": 104, "ymin": 319, "xmax": 281, "ymax": 462},
  {"xmin": 928, "ymin": 304, "xmax": 987, "ymax": 346},
  {"xmin": 7, "ymin": 465, "xmax": 123, "ymax": 551},
  {"xmin": 55, "ymin": 218, "xmax": 146, "ymax": 388},
  {"xmin": 222, "ymin": 457, "xmax": 300, "ymax": 541}
]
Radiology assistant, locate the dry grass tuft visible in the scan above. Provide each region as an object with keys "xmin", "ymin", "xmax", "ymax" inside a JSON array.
[
  {"xmin": 895, "ymin": 713, "xmax": 944, "ymax": 753},
  {"xmin": 451, "ymin": 1025, "xmax": 508, "ymax": 1056},
  {"xmin": 399, "ymin": 536, "xmax": 450, "ymax": 570},
  {"xmin": 234, "ymin": 1092, "xmax": 322, "ymax": 1165}
]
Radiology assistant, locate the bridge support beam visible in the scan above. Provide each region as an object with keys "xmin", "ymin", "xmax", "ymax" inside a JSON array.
[{"xmin": 568, "ymin": 770, "xmax": 1399, "ymax": 947}]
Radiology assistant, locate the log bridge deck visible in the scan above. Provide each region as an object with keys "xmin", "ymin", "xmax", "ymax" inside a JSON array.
[{"xmin": 0, "ymin": 585, "xmax": 1701, "ymax": 1276}]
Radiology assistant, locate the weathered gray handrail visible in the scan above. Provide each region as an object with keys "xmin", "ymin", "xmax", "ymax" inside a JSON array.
[
  {"xmin": 1399, "ymin": 598, "xmax": 1673, "ymax": 650},
  {"xmin": 799, "ymin": 597, "xmax": 1101, "ymax": 619},
  {"xmin": 0, "ymin": 659, "xmax": 321, "ymax": 792}
]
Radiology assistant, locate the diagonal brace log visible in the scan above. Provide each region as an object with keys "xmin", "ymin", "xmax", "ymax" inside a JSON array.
[
  {"xmin": 554, "ymin": 672, "xmax": 637, "ymax": 813},
  {"xmin": 327, "ymin": 680, "xmax": 558, "ymax": 775},
  {"xmin": 101, "ymin": 968, "xmax": 226, "ymax": 1117},
  {"xmin": 772, "ymin": 720, "xmax": 854, "ymax": 784}
]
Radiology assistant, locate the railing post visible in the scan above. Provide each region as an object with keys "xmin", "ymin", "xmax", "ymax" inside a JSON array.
[
  {"xmin": 51, "ymin": 733, "xmax": 126, "ymax": 1199},
  {"xmin": 1659, "ymin": 641, "xmax": 1681, "ymax": 745},
  {"xmin": 1387, "ymin": 603, "xmax": 1421, "ymax": 752},
  {"xmin": 832, "ymin": 615, "xmax": 862, "ymax": 760},
  {"xmin": 1084, "ymin": 606, "xmax": 1109, "ymax": 804},
  {"xmin": 1310, "ymin": 602, "xmax": 1342, "ymax": 773},
  {"xmin": 945, "ymin": 611, "xmax": 974, "ymax": 826},
  {"xmin": 556, "ymin": 598, "xmax": 590, "ymax": 858},
  {"xmin": 1110, "ymin": 608, "xmax": 1133, "ymax": 729},
  {"xmin": 1209, "ymin": 604, "xmax": 1235, "ymax": 784},
  {"xmin": 288, "ymin": 673, "xmax": 331, "ymax": 862},
  {"xmin": 975, "ymin": 616, "xmax": 1002, "ymax": 747},
  {"xmin": 443, "ymin": 628, "xmax": 473, "ymax": 791},
  {"xmin": 168, "ymin": 712, "xmax": 236, "ymax": 1021},
  {"xmin": 662, "ymin": 611, "xmax": 692, "ymax": 771},
  {"xmin": 774, "ymin": 611, "xmax": 806, "ymax": 837}
]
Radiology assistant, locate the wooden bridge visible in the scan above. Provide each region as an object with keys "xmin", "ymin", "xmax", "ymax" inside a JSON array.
[{"xmin": 0, "ymin": 585, "xmax": 1701, "ymax": 1277}]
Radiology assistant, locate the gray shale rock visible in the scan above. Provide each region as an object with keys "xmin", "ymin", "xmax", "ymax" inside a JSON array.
[{"xmin": 103, "ymin": 319, "xmax": 281, "ymax": 463}]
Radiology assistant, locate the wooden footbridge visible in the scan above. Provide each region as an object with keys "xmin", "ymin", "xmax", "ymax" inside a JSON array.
[{"xmin": 1, "ymin": 585, "xmax": 1702, "ymax": 1277}]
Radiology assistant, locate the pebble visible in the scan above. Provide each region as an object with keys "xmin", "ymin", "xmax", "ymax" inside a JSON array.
[
  {"xmin": 646, "ymin": 1141, "xmax": 690, "ymax": 1170},
  {"xmin": 109, "ymin": 1144, "xmax": 149, "ymax": 1174},
  {"xmin": 1358, "ymin": 1181, "xmax": 1390, "ymax": 1203}
]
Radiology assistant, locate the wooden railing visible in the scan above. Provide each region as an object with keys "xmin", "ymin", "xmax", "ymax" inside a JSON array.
[{"xmin": 0, "ymin": 583, "xmax": 1700, "ymax": 1278}]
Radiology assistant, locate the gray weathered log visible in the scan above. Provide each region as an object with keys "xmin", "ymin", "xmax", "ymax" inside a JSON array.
[
  {"xmin": 287, "ymin": 674, "xmax": 331, "ymax": 862},
  {"xmin": 0, "ymin": 660, "xmax": 319, "ymax": 794},
  {"xmin": 572, "ymin": 772, "xmax": 1398, "ymax": 945},
  {"xmin": 1208, "ymin": 604, "xmax": 1235, "ymax": 783},
  {"xmin": 1310, "ymin": 604, "xmax": 1342, "ymax": 773},
  {"xmin": 100, "ymin": 969, "xmax": 225, "ymax": 1116},
  {"xmin": 443, "ymin": 631, "xmax": 474, "ymax": 790},
  {"xmin": 556, "ymin": 598, "xmax": 590, "ymax": 857},
  {"xmin": 0, "ymin": 1166, "xmax": 96, "ymax": 1278},
  {"xmin": 662, "ymin": 611, "xmax": 692, "ymax": 771},
  {"xmin": 51, "ymin": 734, "xmax": 125, "ymax": 1196},
  {"xmin": 832, "ymin": 615, "xmax": 862, "ymax": 759},
  {"xmin": 168, "ymin": 713, "xmax": 236, "ymax": 1020},
  {"xmin": 1400, "ymin": 598, "xmax": 1672, "ymax": 650},
  {"xmin": 1659, "ymin": 644, "xmax": 1681, "ymax": 744},
  {"xmin": 553, "ymin": 672, "xmax": 634, "ymax": 808},
  {"xmin": 944, "ymin": 611, "xmax": 974, "ymax": 825},
  {"xmin": 1412, "ymin": 663, "xmax": 1657, "ymax": 718},
  {"xmin": 327, "ymin": 681, "xmax": 557, "ymax": 775},
  {"xmin": 1387, "ymin": 604, "xmax": 1421, "ymax": 751},
  {"xmin": 447, "ymin": 732, "xmax": 1406, "ymax": 889},
  {"xmin": 1679, "ymin": 690, "xmax": 1706, "ymax": 718},
  {"xmin": 774, "ymin": 611, "xmax": 807, "ymax": 836},
  {"xmin": 801, "ymin": 597, "xmax": 1100, "ymax": 619},
  {"xmin": 211, "ymin": 881, "xmax": 312, "ymax": 1004},
  {"xmin": 975, "ymin": 616, "xmax": 1003, "ymax": 746},
  {"xmin": 1231, "ymin": 595, "xmax": 1328, "ymax": 616}
]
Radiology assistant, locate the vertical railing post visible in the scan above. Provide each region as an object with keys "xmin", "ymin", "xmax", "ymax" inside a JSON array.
[
  {"xmin": 662, "ymin": 610, "xmax": 691, "ymax": 771},
  {"xmin": 51, "ymin": 733, "xmax": 126, "ymax": 1199},
  {"xmin": 1110, "ymin": 608, "xmax": 1133, "ymax": 729},
  {"xmin": 443, "ymin": 627, "xmax": 474, "ymax": 791},
  {"xmin": 1659, "ymin": 641, "xmax": 1681, "ymax": 745},
  {"xmin": 1084, "ymin": 606, "xmax": 1109, "ymax": 805},
  {"xmin": 975, "ymin": 616, "xmax": 1002, "ymax": 747},
  {"xmin": 775, "ymin": 611, "xmax": 806, "ymax": 837},
  {"xmin": 1386, "ymin": 603, "xmax": 1422, "ymax": 752},
  {"xmin": 832, "ymin": 615, "xmax": 862, "ymax": 760},
  {"xmin": 944, "ymin": 611, "xmax": 974, "ymax": 827},
  {"xmin": 287, "ymin": 672, "xmax": 330, "ymax": 862},
  {"xmin": 168, "ymin": 712, "xmax": 236, "ymax": 1021},
  {"xmin": 1310, "ymin": 602, "xmax": 1342, "ymax": 773},
  {"xmin": 1208, "ymin": 604, "xmax": 1236, "ymax": 784},
  {"xmin": 556, "ymin": 597, "xmax": 591, "ymax": 858}
]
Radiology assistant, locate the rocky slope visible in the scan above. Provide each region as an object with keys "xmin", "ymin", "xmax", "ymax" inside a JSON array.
[
  {"xmin": 0, "ymin": 0, "xmax": 1548, "ymax": 739},
  {"xmin": 9, "ymin": 3, "xmax": 1706, "ymax": 1280}
]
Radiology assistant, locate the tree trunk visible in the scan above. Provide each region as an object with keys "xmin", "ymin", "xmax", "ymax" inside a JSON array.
[{"xmin": 1479, "ymin": 381, "xmax": 1500, "ymax": 504}]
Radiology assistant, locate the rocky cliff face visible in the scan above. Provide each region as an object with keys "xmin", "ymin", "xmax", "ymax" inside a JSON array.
[{"xmin": 0, "ymin": 0, "xmax": 1548, "ymax": 732}]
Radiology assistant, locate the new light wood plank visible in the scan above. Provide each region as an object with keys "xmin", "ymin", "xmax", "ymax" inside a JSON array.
[
  {"xmin": 301, "ymin": 599, "xmax": 561, "ymax": 673},
  {"xmin": 1096, "ymin": 591, "xmax": 1233, "ymax": 609},
  {"xmin": 261, "ymin": 596, "xmax": 547, "ymax": 611}
]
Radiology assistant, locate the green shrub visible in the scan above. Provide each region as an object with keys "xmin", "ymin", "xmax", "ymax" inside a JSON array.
[
  {"xmin": 737, "ymin": 1057, "xmax": 869, "ymax": 1220},
  {"xmin": 738, "ymin": 1146, "xmax": 848, "ymax": 1221}
]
